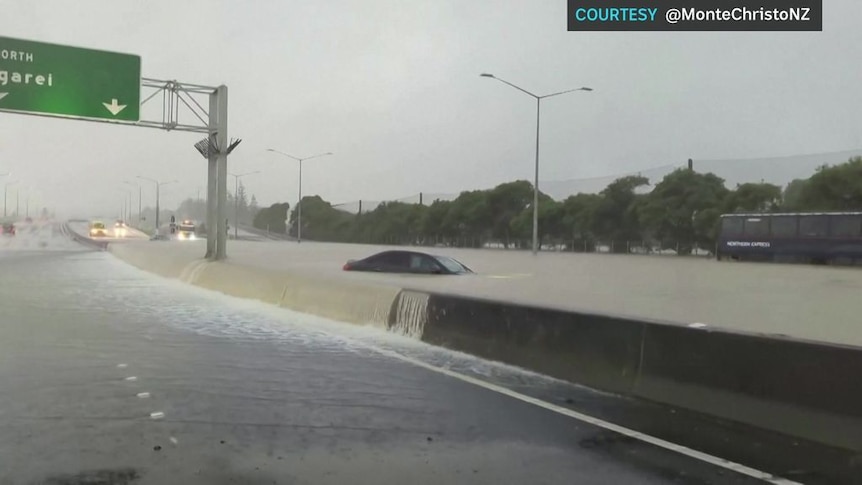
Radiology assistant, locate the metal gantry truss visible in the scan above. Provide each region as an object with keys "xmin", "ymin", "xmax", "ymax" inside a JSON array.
[
  {"xmin": 0, "ymin": 75, "xmax": 233, "ymax": 260},
  {"xmin": 138, "ymin": 77, "xmax": 217, "ymax": 133}
]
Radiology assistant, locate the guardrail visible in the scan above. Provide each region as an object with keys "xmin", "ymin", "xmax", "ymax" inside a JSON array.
[{"xmin": 238, "ymin": 224, "xmax": 294, "ymax": 241}]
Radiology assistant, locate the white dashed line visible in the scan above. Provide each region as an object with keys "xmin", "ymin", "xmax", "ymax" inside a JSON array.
[
  {"xmin": 116, "ymin": 363, "xmax": 128, "ymax": 368},
  {"xmin": 136, "ymin": 392, "xmax": 151, "ymax": 399},
  {"xmin": 169, "ymin": 437, "xmax": 179, "ymax": 445},
  {"xmin": 688, "ymin": 322, "xmax": 709, "ymax": 328},
  {"xmin": 150, "ymin": 411, "xmax": 165, "ymax": 420},
  {"xmin": 124, "ymin": 376, "xmax": 138, "ymax": 382}
]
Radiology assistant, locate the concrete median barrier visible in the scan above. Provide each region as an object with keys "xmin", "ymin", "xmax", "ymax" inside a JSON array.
[
  {"xmin": 634, "ymin": 324, "xmax": 862, "ymax": 452},
  {"xmin": 62, "ymin": 223, "xmax": 108, "ymax": 250},
  {"xmin": 399, "ymin": 290, "xmax": 862, "ymax": 452},
  {"xmin": 109, "ymin": 243, "xmax": 398, "ymax": 328},
  {"xmin": 405, "ymin": 292, "xmax": 643, "ymax": 395}
]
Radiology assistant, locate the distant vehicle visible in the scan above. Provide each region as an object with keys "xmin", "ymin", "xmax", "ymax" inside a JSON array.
[
  {"xmin": 343, "ymin": 250, "xmax": 474, "ymax": 274},
  {"xmin": 89, "ymin": 221, "xmax": 107, "ymax": 237},
  {"xmin": 1, "ymin": 222, "xmax": 15, "ymax": 237},
  {"xmin": 114, "ymin": 220, "xmax": 128, "ymax": 238},
  {"xmin": 177, "ymin": 220, "xmax": 196, "ymax": 240},
  {"xmin": 24, "ymin": 217, "xmax": 32, "ymax": 223},
  {"xmin": 150, "ymin": 234, "xmax": 169, "ymax": 241},
  {"xmin": 717, "ymin": 211, "xmax": 862, "ymax": 265}
]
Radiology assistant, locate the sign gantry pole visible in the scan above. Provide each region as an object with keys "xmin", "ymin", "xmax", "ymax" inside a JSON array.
[{"xmin": 0, "ymin": 36, "xmax": 232, "ymax": 260}]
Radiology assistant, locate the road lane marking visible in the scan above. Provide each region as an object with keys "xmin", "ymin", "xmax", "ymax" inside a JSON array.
[
  {"xmin": 169, "ymin": 437, "xmax": 179, "ymax": 445},
  {"xmin": 117, "ymin": 363, "xmax": 128, "ymax": 368},
  {"xmin": 136, "ymin": 392, "xmax": 151, "ymax": 399},
  {"xmin": 372, "ymin": 347, "xmax": 802, "ymax": 485},
  {"xmin": 124, "ymin": 376, "xmax": 138, "ymax": 382},
  {"xmin": 150, "ymin": 411, "xmax": 165, "ymax": 420},
  {"xmin": 484, "ymin": 273, "xmax": 533, "ymax": 279}
]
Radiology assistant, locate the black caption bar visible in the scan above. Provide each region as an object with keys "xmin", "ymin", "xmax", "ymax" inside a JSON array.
[{"xmin": 567, "ymin": 0, "xmax": 822, "ymax": 31}]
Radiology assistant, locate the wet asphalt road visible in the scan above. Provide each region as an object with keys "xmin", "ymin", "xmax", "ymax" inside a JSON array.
[{"xmin": 0, "ymin": 227, "xmax": 782, "ymax": 484}]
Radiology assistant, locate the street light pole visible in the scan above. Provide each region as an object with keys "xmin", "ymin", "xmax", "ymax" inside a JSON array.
[
  {"xmin": 266, "ymin": 149, "xmax": 333, "ymax": 243},
  {"xmin": 137, "ymin": 176, "xmax": 177, "ymax": 236},
  {"xmin": 3, "ymin": 183, "xmax": 9, "ymax": 218},
  {"xmin": 480, "ymin": 73, "xmax": 592, "ymax": 255},
  {"xmin": 228, "ymin": 171, "xmax": 261, "ymax": 240},
  {"xmin": 124, "ymin": 180, "xmax": 142, "ymax": 226}
]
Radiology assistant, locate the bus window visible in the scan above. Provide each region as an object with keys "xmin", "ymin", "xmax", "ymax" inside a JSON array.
[
  {"xmin": 829, "ymin": 215, "xmax": 862, "ymax": 237},
  {"xmin": 743, "ymin": 218, "xmax": 769, "ymax": 237},
  {"xmin": 770, "ymin": 216, "xmax": 797, "ymax": 237},
  {"xmin": 799, "ymin": 215, "xmax": 828, "ymax": 237},
  {"xmin": 720, "ymin": 217, "xmax": 743, "ymax": 237}
]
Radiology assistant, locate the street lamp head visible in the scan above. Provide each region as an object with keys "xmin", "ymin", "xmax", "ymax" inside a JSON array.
[{"xmin": 480, "ymin": 73, "xmax": 495, "ymax": 78}]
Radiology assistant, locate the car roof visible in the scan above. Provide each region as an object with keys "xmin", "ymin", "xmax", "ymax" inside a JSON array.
[{"xmin": 369, "ymin": 250, "xmax": 432, "ymax": 257}]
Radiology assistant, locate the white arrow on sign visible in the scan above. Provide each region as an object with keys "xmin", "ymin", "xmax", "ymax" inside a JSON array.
[
  {"xmin": 0, "ymin": 93, "xmax": 7, "ymax": 103},
  {"xmin": 102, "ymin": 98, "xmax": 127, "ymax": 116}
]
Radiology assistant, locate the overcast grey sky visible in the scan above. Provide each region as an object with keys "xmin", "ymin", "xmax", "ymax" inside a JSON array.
[{"xmin": 1, "ymin": 0, "xmax": 861, "ymax": 217}]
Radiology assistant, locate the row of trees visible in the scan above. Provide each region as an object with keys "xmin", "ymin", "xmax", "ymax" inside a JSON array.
[
  {"xmin": 264, "ymin": 156, "xmax": 862, "ymax": 253},
  {"xmin": 137, "ymin": 182, "xmax": 260, "ymax": 233}
]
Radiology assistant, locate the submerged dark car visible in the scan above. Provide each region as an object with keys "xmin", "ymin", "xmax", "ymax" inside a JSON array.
[
  {"xmin": 343, "ymin": 250, "xmax": 474, "ymax": 274},
  {"xmin": 1, "ymin": 223, "xmax": 14, "ymax": 236}
]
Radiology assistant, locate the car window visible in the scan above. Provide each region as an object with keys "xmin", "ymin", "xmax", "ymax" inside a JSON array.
[
  {"xmin": 380, "ymin": 252, "xmax": 409, "ymax": 267},
  {"xmin": 363, "ymin": 253, "xmax": 389, "ymax": 265},
  {"xmin": 435, "ymin": 256, "xmax": 468, "ymax": 273},
  {"xmin": 409, "ymin": 254, "xmax": 440, "ymax": 271}
]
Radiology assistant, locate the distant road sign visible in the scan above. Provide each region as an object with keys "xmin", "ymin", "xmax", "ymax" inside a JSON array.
[{"xmin": 0, "ymin": 36, "xmax": 140, "ymax": 122}]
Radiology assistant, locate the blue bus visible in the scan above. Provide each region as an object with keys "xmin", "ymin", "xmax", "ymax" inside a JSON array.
[{"xmin": 717, "ymin": 211, "xmax": 862, "ymax": 265}]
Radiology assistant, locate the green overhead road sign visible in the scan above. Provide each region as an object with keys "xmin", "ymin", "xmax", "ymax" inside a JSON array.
[{"xmin": 0, "ymin": 36, "xmax": 141, "ymax": 122}]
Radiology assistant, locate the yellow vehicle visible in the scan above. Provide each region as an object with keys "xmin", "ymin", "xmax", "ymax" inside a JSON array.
[{"xmin": 89, "ymin": 221, "xmax": 107, "ymax": 237}]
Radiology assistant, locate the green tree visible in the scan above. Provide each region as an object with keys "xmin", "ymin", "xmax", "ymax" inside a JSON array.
[
  {"xmin": 289, "ymin": 196, "xmax": 354, "ymax": 241},
  {"xmin": 354, "ymin": 201, "xmax": 425, "ymax": 244},
  {"xmin": 560, "ymin": 193, "xmax": 602, "ymax": 250},
  {"xmin": 723, "ymin": 182, "xmax": 782, "ymax": 213},
  {"xmin": 419, "ymin": 199, "xmax": 452, "ymax": 245},
  {"xmin": 795, "ymin": 157, "xmax": 862, "ymax": 210},
  {"xmin": 591, "ymin": 175, "xmax": 650, "ymax": 249},
  {"xmin": 441, "ymin": 190, "xmax": 492, "ymax": 247},
  {"xmin": 486, "ymin": 180, "xmax": 533, "ymax": 248},
  {"xmin": 253, "ymin": 202, "xmax": 290, "ymax": 233},
  {"xmin": 639, "ymin": 169, "xmax": 729, "ymax": 254},
  {"xmin": 509, "ymin": 192, "xmax": 557, "ymax": 249},
  {"xmin": 782, "ymin": 178, "xmax": 809, "ymax": 211}
]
